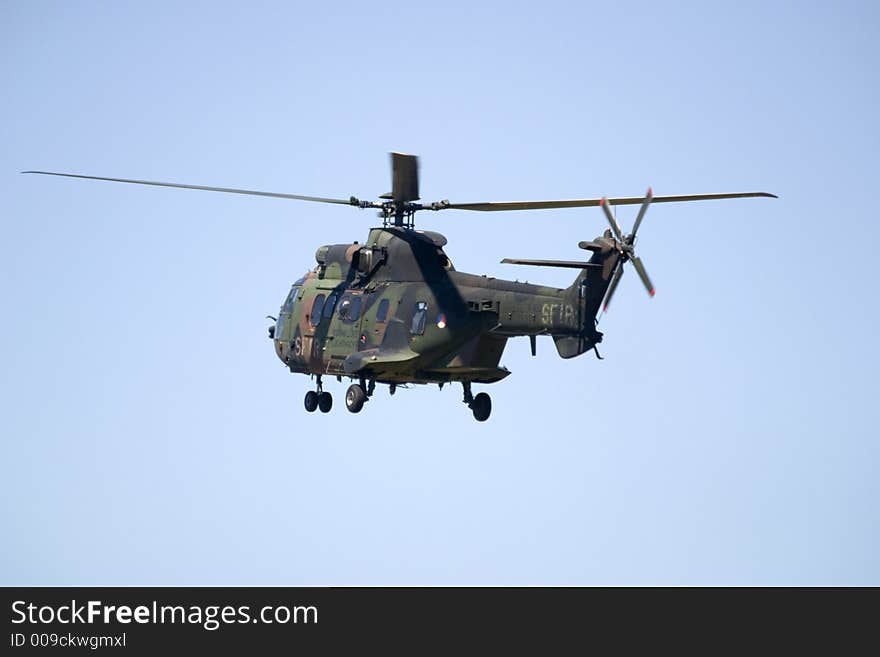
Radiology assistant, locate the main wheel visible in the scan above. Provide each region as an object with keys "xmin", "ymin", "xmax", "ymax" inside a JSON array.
[
  {"xmin": 470, "ymin": 392, "xmax": 492, "ymax": 422},
  {"xmin": 345, "ymin": 384, "xmax": 366, "ymax": 413},
  {"xmin": 304, "ymin": 390, "xmax": 319, "ymax": 413},
  {"xmin": 318, "ymin": 391, "xmax": 333, "ymax": 413}
]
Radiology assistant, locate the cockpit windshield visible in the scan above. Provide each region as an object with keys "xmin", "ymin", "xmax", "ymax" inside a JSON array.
[{"xmin": 282, "ymin": 286, "xmax": 300, "ymax": 312}]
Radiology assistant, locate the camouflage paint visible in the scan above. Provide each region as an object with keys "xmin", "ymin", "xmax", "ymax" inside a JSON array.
[{"xmin": 273, "ymin": 227, "xmax": 618, "ymax": 386}]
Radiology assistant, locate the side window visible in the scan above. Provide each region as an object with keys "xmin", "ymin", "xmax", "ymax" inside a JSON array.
[
  {"xmin": 310, "ymin": 294, "xmax": 325, "ymax": 327},
  {"xmin": 376, "ymin": 298, "xmax": 390, "ymax": 322},
  {"xmin": 349, "ymin": 297, "xmax": 362, "ymax": 322},
  {"xmin": 323, "ymin": 294, "xmax": 337, "ymax": 319},
  {"xmin": 411, "ymin": 301, "xmax": 428, "ymax": 335},
  {"xmin": 338, "ymin": 296, "xmax": 363, "ymax": 323}
]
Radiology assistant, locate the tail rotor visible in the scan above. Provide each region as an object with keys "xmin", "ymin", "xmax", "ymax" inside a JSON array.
[{"xmin": 600, "ymin": 188, "xmax": 655, "ymax": 312}]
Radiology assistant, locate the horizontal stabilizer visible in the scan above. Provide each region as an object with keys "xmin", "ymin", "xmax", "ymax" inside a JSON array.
[
  {"xmin": 578, "ymin": 240, "xmax": 607, "ymax": 252},
  {"xmin": 501, "ymin": 258, "xmax": 602, "ymax": 269}
]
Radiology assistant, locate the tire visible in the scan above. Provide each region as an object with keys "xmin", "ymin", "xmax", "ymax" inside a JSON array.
[
  {"xmin": 345, "ymin": 384, "xmax": 366, "ymax": 413},
  {"xmin": 304, "ymin": 390, "xmax": 319, "ymax": 413},
  {"xmin": 471, "ymin": 392, "xmax": 491, "ymax": 422},
  {"xmin": 318, "ymin": 391, "xmax": 333, "ymax": 413}
]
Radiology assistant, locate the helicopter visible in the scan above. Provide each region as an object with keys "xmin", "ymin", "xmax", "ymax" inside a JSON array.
[{"xmin": 24, "ymin": 154, "xmax": 775, "ymax": 421}]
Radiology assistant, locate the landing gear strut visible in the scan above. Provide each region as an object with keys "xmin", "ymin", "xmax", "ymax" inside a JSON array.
[
  {"xmin": 462, "ymin": 382, "xmax": 492, "ymax": 422},
  {"xmin": 304, "ymin": 375, "xmax": 333, "ymax": 413}
]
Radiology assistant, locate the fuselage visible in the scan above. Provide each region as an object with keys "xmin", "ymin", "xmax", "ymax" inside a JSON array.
[{"xmin": 271, "ymin": 227, "xmax": 613, "ymax": 384}]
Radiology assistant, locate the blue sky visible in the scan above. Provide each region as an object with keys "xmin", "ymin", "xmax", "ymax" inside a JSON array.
[{"xmin": 2, "ymin": 1, "xmax": 878, "ymax": 584}]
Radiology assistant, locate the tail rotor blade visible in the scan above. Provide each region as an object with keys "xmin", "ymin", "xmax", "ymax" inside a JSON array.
[
  {"xmin": 599, "ymin": 197, "xmax": 624, "ymax": 242},
  {"xmin": 629, "ymin": 256, "xmax": 655, "ymax": 297},
  {"xmin": 602, "ymin": 264, "xmax": 625, "ymax": 312},
  {"xmin": 630, "ymin": 187, "xmax": 653, "ymax": 238}
]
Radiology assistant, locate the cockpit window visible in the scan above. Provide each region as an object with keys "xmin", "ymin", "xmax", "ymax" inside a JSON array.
[
  {"xmin": 411, "ymin": 301, "xmax": 428, "ymax": 335},
  {"xmin": 274, "ymin": 315, "xmax": 287, "ymax": 340},
  {"xmin": 310, "ymin": 294, "xmax": 326, "ymax": 327},
  {"xmin": 339, "ymin": 296, "xmax": 363, "ymax": 323},
  {"xmin": 283, "ymin": 286, "xmax": 300, "ymax": 312},
  {"xmin": 323, "ymin": 294, "xmax": 337, "ymax": 318}
]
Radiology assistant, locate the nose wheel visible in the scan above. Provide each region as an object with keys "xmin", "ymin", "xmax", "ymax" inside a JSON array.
[
  {"xmin": 462, "ymin": 382, "xmax": 492, "ymax": 422},
  {"xmin": 304, "ymin": 376, "xmax": 333, "ymax": 413}
]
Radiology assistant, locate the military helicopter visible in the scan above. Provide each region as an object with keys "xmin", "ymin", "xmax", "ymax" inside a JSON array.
[{"xmin": 24, "ymin": 154, "xmax": 775, "ymax": 421}]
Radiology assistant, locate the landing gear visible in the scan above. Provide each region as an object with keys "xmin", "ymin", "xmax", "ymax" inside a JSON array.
[
  {"xmin": 306, "ymin": 374, "xmax": 377, "ymax": 415},
  {"xmin": 305, "ymin": 375, "xmax": 333, "ymax": 414},
  {"xmin": 345, "ymin": 375, "xmax": 375, "ymax": 413},
  {"xmin": 345, "ymin": 384, "xmax": 366, "ymax": 413},
  {"xmin": 462, "ymin": 382, "xmax": 492, "ymax": 422}
]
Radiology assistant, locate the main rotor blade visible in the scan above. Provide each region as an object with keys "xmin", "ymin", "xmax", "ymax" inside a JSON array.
[
  {"xmin": 600, "ymin": 197, "xmax": 625, "ymax": 241},
  {"xmin": 630, "ymin": 187, "xmax": 653, "ymax": 238},
  {"xmin": 21, "ymin": 171, "xmax": 358, "ymax": 206},
  {"xmin": 501, "ymin": 258, "xmax": 603, "ymax": 269},
  {"xmin": 629, "ymin": 256, "xmax": 655, "ymax": 297},
  {"xmin": 390, "ymin": 152, "xmax": 419, "ymax": 202},
  {"xmin": 603, "ymin": 265, "xmax": 625, "ymax": 312},
  {"xmin": 441, "ymin": 191, "xmax": 777, "ymax": 212}
]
